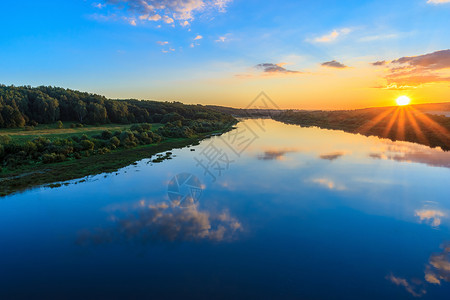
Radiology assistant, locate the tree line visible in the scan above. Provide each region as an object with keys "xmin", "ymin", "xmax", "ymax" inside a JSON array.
[
  {"xmin": 0, "ymin": 85, "xmax": 234, "ymax": 128},
  {"xmin": 274, "ymin": 108, "xmax": 450, "ymax": 150}
]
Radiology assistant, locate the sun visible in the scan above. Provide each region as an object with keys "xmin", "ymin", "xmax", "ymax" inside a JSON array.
[{"xmin": 396, "ymin": 95, "xmax": 411, "ymax": 106}]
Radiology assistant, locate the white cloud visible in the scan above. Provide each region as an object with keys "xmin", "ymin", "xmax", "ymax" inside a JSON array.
[
  {"xmin": 93, "ymin": 3, "xmax": 106, "ymax": 9},
  {"xmin": 194, "ymin": 35, "xmax": 203, "ymax": 40},
  {"xmin": 359, "ymin": 33, "xmax": 398, "ymax": 42},
  {"xmin": 163, "ymin": 15, "xmax": 174, "ymax": 24},
  {"xmin": 311, "ymin": 28, "xmax": 352, "ymax": 43},
  {"xmin": 157, "ymin": 41, "xmax": 169, "ymax": 45},
  {"xmin": 101, "ymin": 0, "xmax": 232, "ymax": 26},
  {"xmin": 148, "ymin": 14, "xmax": 162, "ymax": 21},
  {"xmin": 216, "ymin": 36, "xmax": 227, "ymax": 42},
  {"xmin": 427, "ymin": 0, "xmax": 450, "ymax": 4}
]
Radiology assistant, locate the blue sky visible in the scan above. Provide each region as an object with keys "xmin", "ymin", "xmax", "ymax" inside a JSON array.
[{"xmin": 0, "ymin": 0, "xmax": 449, "ymax": 108}]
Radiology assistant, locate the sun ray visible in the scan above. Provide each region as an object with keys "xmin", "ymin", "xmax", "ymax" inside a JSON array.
[
  {"xmin": 405, "ymin": 107, "xmax": 429, "ymax": 145},
  {"xmin": 410, "ymin": 107, "xmax": 450, "ymax": 148},
  {"xmin": 383, "ymin": 107, "xmax": 401, "ymax": 138},
  {"xmin": 358, "ymin": 107, "xmax": 396, "ymax": 135},
  {"xmin": 396, "ymin": 107, "xmax": 406, "ymax": 141}
]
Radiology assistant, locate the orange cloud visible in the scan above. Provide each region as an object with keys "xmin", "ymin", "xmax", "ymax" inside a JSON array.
[{"xmin": 375, "ymin": 49, "xmax": 450, "ymax": 89}]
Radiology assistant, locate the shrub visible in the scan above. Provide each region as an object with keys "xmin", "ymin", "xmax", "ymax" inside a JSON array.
[
  {"xmin": 109, "ymin": 136, "xmax": 120, "ymax": 147},
  {"xmin": 130, "ymin": 124, "xmax": 144, "ymax": 133},
  {"xmin": 141, "ymin": 123, "xmax": 152, "ymax": 131},
  {"xmin": 24, "ymin": 126, "xmax": 34, "ymax": 131},
  {"xmin": 0, "ymin": 135, "xmax": 12, "ymax": 145},
  {"xmin": 80, "ymin": 139, "xmax": 95, "ymax": 151},
  {"xmin": 42, "ymin": 153, "xmax": 66, "ymax": 164},
  {"xmin": 101, "ymin": 130, "xmax": 113, "ymax": 140},
  {"xmin": 56, "ymin": 121, "xmax": 63, "ymax": 129},
  {"xmin": 97, "ymin": 147, "xmax": 111, "ymax": 155}
]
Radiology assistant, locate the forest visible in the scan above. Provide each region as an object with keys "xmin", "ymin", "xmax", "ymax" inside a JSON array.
[
  {"xmin": 0, "ymin": 85, "xmax": 236, "ymax": 187},
  {"xmin": 0, "ymin": 85, "xmax": 234, "ymax": 127}
]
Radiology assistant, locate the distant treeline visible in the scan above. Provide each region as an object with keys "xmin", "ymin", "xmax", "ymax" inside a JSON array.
[
  {"xmin": 274, "ymin": 107, "xmax": 450, "ymax": 151},
  {"xmin": 0, "ymin": 85, "xmax": 234, "ymax": 127}
]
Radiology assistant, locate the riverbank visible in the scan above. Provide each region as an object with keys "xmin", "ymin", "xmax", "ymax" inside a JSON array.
[
  {"xmin": 0, "ymin": 127, "xmax": 234, "ymax": 197},
  {"xmin": 274, "ymin": 107, "xmax": 450, "ymax": 151}
]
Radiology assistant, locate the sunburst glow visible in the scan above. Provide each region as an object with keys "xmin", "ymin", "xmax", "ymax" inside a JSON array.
[{"xmin": 396, "ymin": 96, "xmax": 411, "ymax": 106}]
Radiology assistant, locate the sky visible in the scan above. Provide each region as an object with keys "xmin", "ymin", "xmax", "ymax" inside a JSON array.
[{"xmin": 0, "ymin": 0, "xmax": 449, "ymax": 109}]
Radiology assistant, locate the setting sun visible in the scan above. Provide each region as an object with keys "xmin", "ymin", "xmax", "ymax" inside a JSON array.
[{"xmin": 396, "ymin": 96, "xmax": 411, "ymax": 106}]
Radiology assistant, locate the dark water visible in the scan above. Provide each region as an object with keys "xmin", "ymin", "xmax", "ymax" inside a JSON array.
[{"xmin": 1, "ymin": 119, "xmax": 449, "ymax": 299}]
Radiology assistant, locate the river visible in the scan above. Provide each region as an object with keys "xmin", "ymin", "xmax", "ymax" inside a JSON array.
[{"xmin": 1, "ymin": 119, "xmax": 449, "ymax": 299}]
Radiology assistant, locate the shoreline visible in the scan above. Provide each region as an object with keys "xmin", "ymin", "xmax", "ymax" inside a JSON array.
[{"xmin": 0, "ymin": 127, "xmax": 234, "ymax": 197}]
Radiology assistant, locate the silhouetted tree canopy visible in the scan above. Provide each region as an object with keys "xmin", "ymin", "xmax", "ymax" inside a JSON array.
[{"xmin": 0, "ymin": 85, "xmax": 234, "ymax": 128}]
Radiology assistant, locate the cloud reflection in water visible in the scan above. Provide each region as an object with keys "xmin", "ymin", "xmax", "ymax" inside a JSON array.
[
  {"xmin": 369, "ymin": 142, "xmax": 450, "ymax": 169},
  {"xmin": 425, "ymin": 244, "xmax": 450, "ymax": 286},
  {"xmin": 77, "ymin": 200, "xmax": 242, "ymax": 245}
]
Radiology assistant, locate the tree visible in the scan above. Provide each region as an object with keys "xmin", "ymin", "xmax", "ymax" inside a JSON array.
[{"xmin": 74, "ymin": 100, "xmax": 87, "ymax": 123}]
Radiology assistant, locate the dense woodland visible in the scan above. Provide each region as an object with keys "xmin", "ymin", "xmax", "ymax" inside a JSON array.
[
  {"xmin": 0, "ymin": 85, "xmax": 236, "ymax": 171},
  {"xmin": 0, "ymin": 85, "xmax": 234, "ymax": 127},
  {"xmin": 274, "ymin": 108, "xmax": 450, "ymax": 151}
]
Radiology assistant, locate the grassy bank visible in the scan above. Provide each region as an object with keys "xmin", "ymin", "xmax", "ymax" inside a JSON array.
[
  {"xmin": 0, "ymin": 128, "xmax": 231, "ymax": 197},
  {"xmin": 0, "ymin": 122, "xmax": 163, "ymax": 144}
]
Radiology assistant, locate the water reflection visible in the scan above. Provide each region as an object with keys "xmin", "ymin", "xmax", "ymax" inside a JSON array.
[
  {"xmin": 387, "ymin": 243, "xmax": 450, "ymax": 297},
  {"xmin": 425, "ymin": 243, "xmax": 450, "ymax": 285},
  {"xmin": 257, "ymin": 148, "xmax": 298, "ymax": 160},
  {"xmin": 309, "ymin": 178, "xmax": 347, "ymax": 191},
  {"xmin": 416, "ymin": 209, "xmax": 446, "ymax": 227},
  {"xmin": 387, "ymin": 274, "xmax": 427, "ymax": 298},
  {"xmin": 1, "ymin": 119, "xmax": 450, "ymax": 299},
  {"xmin": 369, "ymin": 142, "xmax": 450, "ymax": 169},
  {"xmin": 77, "ymin": 200, "xmax": 243, "ymax": 245},
  {"xmin": 319, "ymin": 151, "xmax": 347, "ymax": 161}
]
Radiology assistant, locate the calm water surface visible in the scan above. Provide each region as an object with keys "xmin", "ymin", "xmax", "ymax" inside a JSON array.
[{"xmin": 1, "ymin": 119, "xmax": 450, "ymax": 299}]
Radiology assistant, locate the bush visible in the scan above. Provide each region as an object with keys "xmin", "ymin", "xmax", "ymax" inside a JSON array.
[
  {"xmin": 101, "ymin": 130, "xmax": 113, "ymax": 140},
  {"xmin": 56, "ymin": 121, "xmax": 63, "ymax": 129},
  {"xmin": 80, "ymin": 139, "xmax": 95, "ymax": 151},
  {"xmin": 109, "ymin": 136, "xmax": 120, "ymax": 147},
  {"xmin": 97, "ymin": 147, "xmax": 111, "ymax": 155},
  {"xmin": 42, "ymin": 153, "xmax": 66, "ymax": 164},
  {"xmin": 0, "ymin": 135, "xmax": 12, "ymax": 145},
  {"xmin": 24, "ymin": 126, "xmax": 34, "ymax": 131},
  {"xmin": 130, "ymin": 124, "xmax": 144, "ymax": 133}
]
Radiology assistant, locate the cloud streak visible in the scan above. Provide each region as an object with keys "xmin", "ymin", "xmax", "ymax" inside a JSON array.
[
  {"xmin": 321, "ymin": 60, "xmax": 348, "ymax": 69},
  {"xmin": 255, "ymin": 63, "xmax": 302, "ymax": 74}
]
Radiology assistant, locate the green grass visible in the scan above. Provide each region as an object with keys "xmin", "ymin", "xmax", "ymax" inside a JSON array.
[
  {"xmin": 0, "ymin": 126, "xmax": 234, "ymax": 197},
  {"xmin": 0, "ymin": 122, "xmax": 163, "ymax": 144}
]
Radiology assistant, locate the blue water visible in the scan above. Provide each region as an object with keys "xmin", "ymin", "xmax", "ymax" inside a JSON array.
[{"xmin": 1, "ymin": 119, "xmax": 449, "ymax": 299}]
